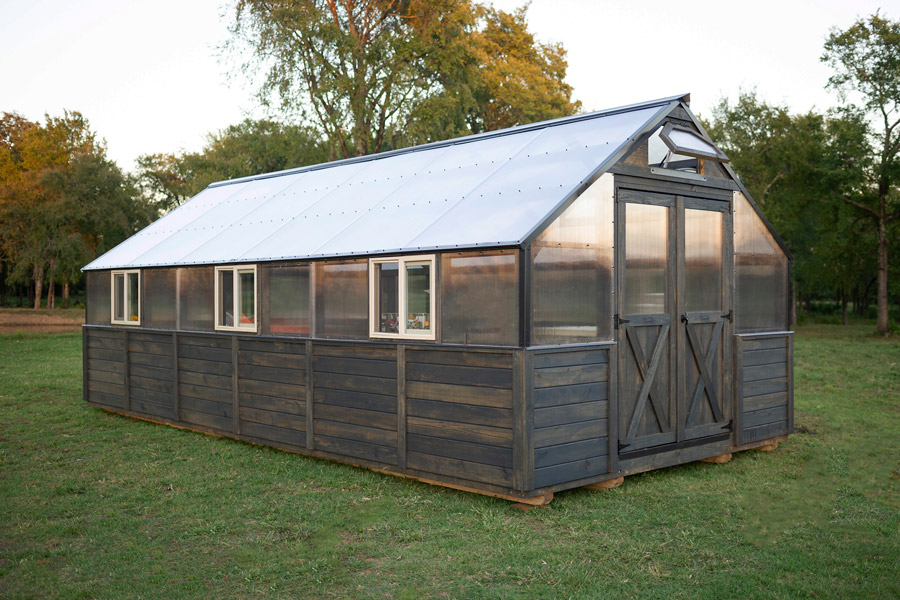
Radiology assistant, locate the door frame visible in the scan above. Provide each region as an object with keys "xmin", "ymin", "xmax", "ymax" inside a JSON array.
[{"xmin": 614, "ymin": 179, "xmax": 734, "ymax": 459}]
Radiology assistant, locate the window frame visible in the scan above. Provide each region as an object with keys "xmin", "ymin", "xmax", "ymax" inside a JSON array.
[
  {"xmin": 110, "ymin": 269, "xmax": 141, "ymax": 326},
  {"xmin": 369, "ymin": 254, "xmax": 436, "ymax": 341},
  {"xmin": 214, "ymin": 264, "xmax": 259, "ymax": 333},
  {"xmin": 659, "ymin": 122, "xmax": 728, "ymax": 161}
]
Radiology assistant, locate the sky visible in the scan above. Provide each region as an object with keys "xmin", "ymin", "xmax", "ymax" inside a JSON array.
[{"xmin": 0, "ymin": 0, "xmax": 893, "ymax": 173}]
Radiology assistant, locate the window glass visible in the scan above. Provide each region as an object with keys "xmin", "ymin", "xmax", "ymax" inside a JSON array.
[
  {"xmin": 406, "ymin": 262, "xmax": 431, "ymax": 332},
  {"xmin": 442, "ymin": 250, "xmax": 518, "ymax": 346},
  {"xmin": 219, "ymin": 269, "xmax": 234, "ymax": 327},
  {"xmin": 127, "ymin": 272, "xmax": 140, "ymax": 322},
  {"xmin": 263, "ymin": 264, "xmax": 310, "ymax": 336},
  {"xmin": 376, "ymin": 262, "xmax": 399, "ymax": 333},
  {"xmin": 239, "ymin": 270, "xmax": 255, "ymax": 325},
  {"xmin": 624, "ymin": 203, "xmax": 668, "ymax": 315},
  {"xmin": 113, "ymin": 273, "xmax": 125, "ymax": 322}
]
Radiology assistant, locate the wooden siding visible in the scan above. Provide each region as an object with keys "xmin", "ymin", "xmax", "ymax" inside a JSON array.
[
  {"xmin": 405, "ymin": 348, "xmax": 515, "ymax": 486},
  {"xmin": 736, "ymin": 332, "xmax": 793, "ymax": 444},
  {"xmin": 85, "ymin": 328, "xmax": 126, "ymax": 409},
  {"xmin": 128, "ymin": 331, "xmax": 175, "ymax": 421},
  {"xmin": 312, "ymin": 343, "xmax": 397, "ymax": 464},
  {"xmin": 531, "ymin": 345, "xmax": 611, "ymax": 488}
]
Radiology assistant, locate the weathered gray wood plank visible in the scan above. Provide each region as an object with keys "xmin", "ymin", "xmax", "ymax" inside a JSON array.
[
  {"xmin": 534, "ymin": 438, "xmax": 608, "ymax": 469},
  {"xmin": 314, "ymin": 387, "xmax": 396, "ymax": 413},
  {"xmin": 532, "ymin": 349, "xmax": 609, "ymax": 369},
  {"xmin": 313, "ymin": 356, "xmax": 396, "ymax": 379},
  {"xmin": 240, "ymin": 421, "xmax": 305, "ymax": 448},
  {"xmin": 407, "ymin": 433, "xmax": 512, "ymax": 468},
  {"xmin": 406, "ymin": 398, "xmax": 511, "ymax": 428},
  {"xmin": 406, "ymin": 452, "xmax": 513, "ymax": 486},
  {"xmin": 314, "ymin": 419, "xmax": 398, "ymax": 447},
  {"xmin": 406, "ymin": 363, "xmax": 512, "ymax": 389},
  {"xmin": 314, "ymin": 404, "xmax": 397, "ymax": 431},
  {"xmin": 533, "ymin": 382, "xmax": 608, "ymax": 409},
  {"xmin": 534, "ymin": 419, "xmax": 608, "ymax": 449},
  {"xmin": 239, "ymin": 406, "xmax": 305, "ymax": 430},
  {"xmin": 533, "ymin": 363, "xmax": 609, "ymax": 389},
  {"xmin": 407, "ymin": 349, "xmax": 513, "ymax": 369},
  {"xmin": 239, "ymin": 392, "xmax": 306, "ymax": 417},
  {"xmin": 534, "ymin": 401, "xmax": 608, "ymax": 429},
  {"xmin": 407, "ymin": 416, "xmax": 513, "ymax": 448},
  {"xmin": 534, "ymin": 455, "xmax": 608, "ymax": 488},
  {"xmin": 314, "ymin": 372, "xmax": 396, "ymax": 396},
  {"xmin": 405, "ymin": 381, "xmax": 512, "ymax": 409}
]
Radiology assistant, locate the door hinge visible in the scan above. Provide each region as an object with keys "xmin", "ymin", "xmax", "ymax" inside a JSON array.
[
  {"xmin": 680, "ymin": 314, "xmax": 689, "ymax": 324},
  {"xmin": 723, "ymin": 309, "xmax": 733, "ymax": 322},
  {"xmin": 615, "ymin": 313, "xmax": 630, "ymax": 329}
]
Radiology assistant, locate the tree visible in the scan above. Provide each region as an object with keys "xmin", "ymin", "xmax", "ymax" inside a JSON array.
[
  {"xmin": 226, "ymin": 0, "xmax": 580, "ymax": 156},
  {"xmin": 137, "ymin": 118, "xmax": 329, "ymax": 208},
  {"xmin": 0, "ymin": 111, "xmax": 152, "ymax": 308},
  {"xmin": 404, "ymin": 4, "xmax": 579, "ymax": 144},
  {"xmin": 704, "ymin": 91, "xmax": 879, "ymax": 321},
  {"xmin": 822, "ymin": 13, "xmax": 900, "ymax": 335}
]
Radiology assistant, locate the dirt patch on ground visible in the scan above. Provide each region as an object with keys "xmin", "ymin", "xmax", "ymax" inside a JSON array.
[{"xmin": 0, "ymin": 309, "xmax": 84, "ymax": 334}]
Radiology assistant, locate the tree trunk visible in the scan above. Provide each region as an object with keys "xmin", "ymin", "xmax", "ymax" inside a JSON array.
[
  {"xmin": 47, "ymin": 258, "xmax": 56, "ymax": 309},
  {"xmin": 62, "ymin": 282, "xmax": 70, "ymax": 308},
  {"xmin": 842, "ymin": 292, "xmax": 848, "ymax": 326},
  {"xmin": 33, "ymin": 264, "xmax": 43, "ymax": 310},
  {"xmin": 876, "ymin": 215, "xmax": 889, "ymax": 335},
  {"xmin": 791, "ymin": 286, "xmax": 797, "ymax": 326}
]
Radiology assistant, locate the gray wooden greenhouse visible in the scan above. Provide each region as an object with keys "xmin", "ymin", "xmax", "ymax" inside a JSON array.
[{"xmin": 82, "ymin": 94, "xmax": 793, "ymax": 505}]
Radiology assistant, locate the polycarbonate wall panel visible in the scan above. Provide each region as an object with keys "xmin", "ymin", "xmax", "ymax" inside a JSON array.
[
  {"xmin": 734, "ymin": 193, "xmax": 789, "ymax": 331},
  {"xmin": 86, "ymin": 270, "xmax": 110, "ymax": 324},
  {"xmin": 531, "ymin": 175, "xmax": 614, "ymax": 345},
  {"xmin": 315, "ymin": 260, "xmax": 367, "ymax": 339},
  {"xmin": 142, "ymin": 268, "xmax": 177, "ymax": 329},
  {"xmin": 178, "ymin": 267, "xmax": 214, "ymax": 332},
  {"xmin": 624, "ymin": 203, "xmax": 668, "ymax": 315},
  {"xmin": 684, "ymin": 209, "xmax": 723, "ymax": 312},
  {"xmin": 442, "ymin": 250, "xmax": 518, "ymax": 346},
  {"xmin": 262, "ymin": 263, "xmax": 311, "ymax": 336}
]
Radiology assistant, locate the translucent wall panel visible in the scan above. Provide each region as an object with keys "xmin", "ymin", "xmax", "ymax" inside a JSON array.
[
  {"xmin": 86, "ymin": 270, "xmax": 110, "ymax": 324},
  {"xmin": 531, "ymin": 175, "xmax": 614, "ymax": 344},
  {"xmin": 113, "ymin": 273, "xmax": 125, "ymax": 321},
  {"xmin": 315, "ymin": 260, "xmax": 368, "ymax": 339},
  {"xmin": 262, "ymin": 264, "xmax": 310, "ymax": 336},
  {"xmin": 734, "ymin": 193, "xmax": 789, "ymax": 331},
  {"xmin": 684, "ymin": 209, "xmax": 723, "ymax": 312},
  {"xmin": 142, "ymin": 269, "xmax": 177, "ymax": 329},
  {"xmin": 624, "ymin": 203, "xmax": 668, "ymax": 315},
  {"xmin": 179, "ymin": 267, "xmax": 214, "ymax": 332},
  {"xmin": 442, "ymin": 250, "xmax": 518, "ymax": 346}
]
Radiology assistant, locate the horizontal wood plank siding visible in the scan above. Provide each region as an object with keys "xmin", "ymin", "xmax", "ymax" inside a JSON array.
[
  {"xmin": 531, "ymin": 346, "xmax": 611, "ymax": 488},
  {"xmin": 237, "ymin": 340, "xmax": 306, "ymax": 448},
  {"xmin": 737, "ymin": 332, "xmax": 793, "ymax": 444},
  {"xmin": 84, "ymin": 328, "xmax": 126, "ymax": 409},
  {"xmin": 178, "ymin": 334, "xmax": 233, "ymax": 431},
  {"xmin": 312, "ymin": 344, "xmax": 398, "ymax": 465},
  {"xmin": 405, "ymin": 348, "xmax": 514, "ymax": 486}
]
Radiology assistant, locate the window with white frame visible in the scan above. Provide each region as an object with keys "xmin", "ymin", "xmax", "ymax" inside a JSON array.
[
  {"xmin": 369, "ymin": 255, "xmax": 435, "ymax": 340},
  {"xmin": 215, "ymin": 265, "xmax": 257, "ymax": 331},
  {"xmin": 111, "ymin": 270, "xmax": 141, "ymax": 325}
]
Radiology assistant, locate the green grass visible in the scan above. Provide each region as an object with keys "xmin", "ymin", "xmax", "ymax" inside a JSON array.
[{"xmin": 0, "ymin": 325, "xmax": 898, "ymax": 599}]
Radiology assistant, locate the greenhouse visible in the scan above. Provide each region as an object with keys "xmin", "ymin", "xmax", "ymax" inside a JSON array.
[{"xmin": 82, "ymin": 93, "xmax": 793, "ymax": 504}]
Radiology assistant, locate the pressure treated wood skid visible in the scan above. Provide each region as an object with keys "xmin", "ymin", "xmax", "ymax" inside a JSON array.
[{"xmin": 84, "ymin": 326, "xmax": 792, "ymax": 503}]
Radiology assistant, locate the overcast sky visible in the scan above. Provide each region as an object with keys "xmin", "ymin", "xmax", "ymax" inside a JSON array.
[{"xmin": 0, "ymin": 0, "xmax": 892, "ymax": 172}]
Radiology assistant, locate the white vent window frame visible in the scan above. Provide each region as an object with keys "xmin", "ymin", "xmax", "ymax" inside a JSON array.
[
  {"xmin": 369, "ymin": 255, "xmax": 436, "ymax": 341},
  {"xmin": 110, "ymin": 270, "xmax": 141, "ymax": 326},
  {"xmin": 214, "ymin": 264, "xmax": 259, "ymax": 333}
]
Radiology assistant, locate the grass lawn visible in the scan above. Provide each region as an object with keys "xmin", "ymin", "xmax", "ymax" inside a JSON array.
[{"xmin": 0, "ymin": 324, "xmax": 898, "ymax": 599}]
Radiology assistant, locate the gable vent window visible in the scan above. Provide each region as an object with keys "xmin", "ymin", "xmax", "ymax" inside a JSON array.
[
  {"xmin": 370, "ymin": 255, "xmax": 435, "ymax": 340},
  {"xmin": 648, "ymin": 123, "xmax": 728, "ymax": 175},
  {"xmin": 111, "ymin": 270, "xmax": 141, "ymax": 325},
  {"xmin": 215, "ymin": 265, "xmax": 257, "ymax": 332}
]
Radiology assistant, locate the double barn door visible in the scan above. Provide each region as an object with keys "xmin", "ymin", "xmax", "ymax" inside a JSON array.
[{"xmin": 616, "ymin": 187, "xmax": 733, "ymax": 457}]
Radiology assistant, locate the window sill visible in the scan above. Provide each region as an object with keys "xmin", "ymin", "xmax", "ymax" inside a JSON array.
[
  {"xmin": 215, "ymin": 325, "xmax": 259, "ymax": 334},
  {"xmin": 370, "ymin": 331, "xmax": 436, "ymax": 341},
  {"xmin": 111, "ymin": 320, "xmax": 141, "ymax": 326}
]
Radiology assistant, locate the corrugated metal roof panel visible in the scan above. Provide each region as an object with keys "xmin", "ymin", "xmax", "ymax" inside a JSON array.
[{"xmin": 84, "ymin": 96, "xmax": 675, "ymax": 270}]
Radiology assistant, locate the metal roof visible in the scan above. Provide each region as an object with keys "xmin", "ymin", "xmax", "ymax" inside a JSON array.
[{"xmin": 84, "ymin": 95, "xmax": 683, "ymax": 271}]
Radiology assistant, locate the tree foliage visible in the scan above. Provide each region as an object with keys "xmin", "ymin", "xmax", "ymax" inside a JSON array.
[
  {"xmin": 821, "ymin": 13, "xmax": 900, "ymax": 334},
  {"xmin": 137, "ymin": 118, "xmax": 329, "ymax": 208},
  {"xmin": 226, "ymin": 0, "xmax": 580, "ymax": 157},
  {"xmin": 0, "ymin": 111, "xmax": 153, "ymax": 308}
]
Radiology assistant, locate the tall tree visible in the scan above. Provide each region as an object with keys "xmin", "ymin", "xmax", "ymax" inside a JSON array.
[
  {"xmin": 226, "ymin": 0, "xmax": 580, "ymax": 156},
  {"xmin": 137, "ymin": 118, "xmax": 329, "ymax": 208},
  {"xmin": 0, "ymin": 111, "xmax": 151, "ymax": 308},
  {"xmin": 822, "ymin": 13, "xmax": 900, "ymax": 335}
]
